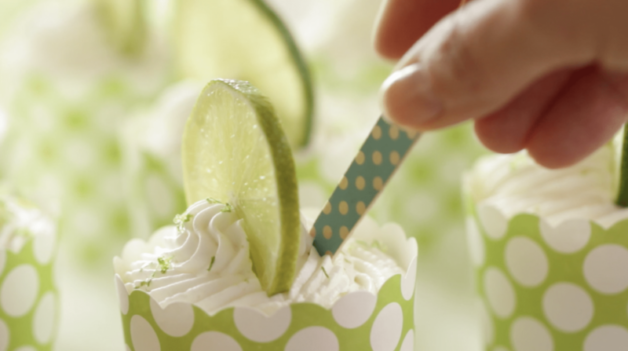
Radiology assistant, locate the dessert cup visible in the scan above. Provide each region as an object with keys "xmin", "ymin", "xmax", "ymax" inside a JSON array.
[
  {"xmin": 115, "ymin": 211, "xmax": 417, "ymax": 351},
  {"xmin": 465, "ymin": 146, "xmax": 628, "ymax": 351},
  {"xmin": 0, "ymin": 194, "xmax": 58, "ymax": 351}
]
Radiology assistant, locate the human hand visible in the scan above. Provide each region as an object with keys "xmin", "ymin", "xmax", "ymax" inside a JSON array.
[{"xmin": 375, "ymin": 0, "xmax": 628, "ymax": 168}]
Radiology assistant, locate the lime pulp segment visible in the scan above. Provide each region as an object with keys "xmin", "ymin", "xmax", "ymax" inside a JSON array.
[{"xmin": 182, "ymin": 79, "xmax": 301, "ymax": 295}]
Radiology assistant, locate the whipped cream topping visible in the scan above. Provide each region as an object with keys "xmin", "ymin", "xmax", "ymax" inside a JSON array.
[
  {"xmin": 466, "ymin": 145, "xmax": 628, "ymax": 227},
  {"xmin": 115, "ymin": 200, "xmax": 407, "ymax": 315},
  {"xmin": 0, "ymin": 195, "xmax": 55, "ymax": 252}
]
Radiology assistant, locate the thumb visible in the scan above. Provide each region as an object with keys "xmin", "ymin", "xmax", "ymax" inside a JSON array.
[{"xmin": 380, "ymin": 0, "xmax": 593, "ymax": 130}]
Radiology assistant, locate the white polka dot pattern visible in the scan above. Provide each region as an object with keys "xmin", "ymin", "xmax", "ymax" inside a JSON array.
[
  {"xmin": 468, "ymin": 202, "xmax": 628, "ymax": 351},
  {"xmin": 150, "ymin": 299, "xmax": 194, "ymax": 337},
  {"xmin": 331, "ymin": 291, "xmax": 376, "ymax": 329},
  {"xmin": 0, "ymin": 234, "xmax": 58, "ymax": 350},
  {"xmin": 131, "ymin": 315, "xmax": 160, "ymax": 351},
  {"xmin": 33, "ymin": 292, "xmax": 56, "ymax": 344},
  {"xmin": 505, "ymin": 237, "xmax": 548, "ymax": 287},
  {"xmin": 118, "ymin": 261, "xmax": 416, "ymax": 350},
  {"xmin": 191, "ymin": 332, "xmax": 242, "ymax": 351},
  {"xmin": 32, "ymin": 232, "xmax": 55, "ymax": 265},
  {"xmin": 478, "ymin": 205, "xmax": 508, "ymax": 239},
  {"xmin": 285, "ymin": 327, "xmax": 339, "ymax": 351},
  {"xmin": 401, "ymin": 257, "xmax": 417, "ymax": 300},
  {"xmin": 540, "ymin": 219, "xmax": 591, "ymax": 253},
  {"xmin": 399, "ymin": 330, "xmax": 414, "ymax": 351},
  {"xmin": 483, "ymin": 268, "xmax": 516, "ymax": 319},
  {"xmin": 510, "ymin": 317, "xmax": 553, "ymax": 351},
  {"xmin": 1, "ymin": 265, "xmax": 39, "ymax": 317},
  {"xmin": 584, "ymin": 245, "xmax": 628, "ymax": 294},
  {"xmin": 584, "ymin": 325, "xmax": 628, "ymax": 351},
  {"xmin": 370, "ymin": 303, "xmax": 403, "ymax": 351},
  {"xmin": 542, "ymin": 283, "xmax": 593, "ymax": 332},
  {"xmin": 234, "ymin": 306, "xmax": 291, "ymax": 342},
  {"xmin": 0, "ymin": 319, "xmax": 8, "ymax": 351}
]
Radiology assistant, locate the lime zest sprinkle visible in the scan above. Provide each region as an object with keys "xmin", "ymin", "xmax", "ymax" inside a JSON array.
[
  {"xmin": 157, "ymin": 256, "xmax": 174, "ymax": 274},
  {"xmin": 206, "ymin": 198, "xmax": 232, "ymax": 213},
  {"xmin": 136, "ymin": 255, "xmax": 174, "ymax": 289},
  {"xmin": 207, "ymin": 256, "xmax": 216, "ymax": 272},
  {"xmin": 221, "ymin": 203, "xmax": 233, "ymax": 213},
  {"xmin": 136, "ymin": 279, "xmax": 152, "ymax": 288},
  {"xmin": 321, "ymin": 267, "xmax": 329, "ymax": 279},
  {"xmin": 174, "ymin": 213, "xmax": 193, "ymax": 232}
]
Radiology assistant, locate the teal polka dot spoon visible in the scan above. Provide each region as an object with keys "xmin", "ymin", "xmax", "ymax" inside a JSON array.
[{"xmin": 311, "ymin": 116, "xmax": 421, "ymax": 256}]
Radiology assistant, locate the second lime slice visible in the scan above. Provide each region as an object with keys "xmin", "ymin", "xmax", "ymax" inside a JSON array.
[
  {"xmin": 182, "ymin": 79, "xmax": 301, "ymax": 295},
  {"xmin": 174, "ymin": 0, "xmax": 313, "ymax": 148}
]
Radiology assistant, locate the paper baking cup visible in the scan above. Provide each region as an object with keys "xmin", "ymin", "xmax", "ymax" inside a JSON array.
[
  {"xmin": 0, "ymin": 236, "xmax": 58, "ymax": 351},
  {"xmin": 466, "ymin": 201, "xmax": 628, "ymax": 351},
  {"xmin": 115, "ymin": 252, "xmax": 417, "ymax": 350}
]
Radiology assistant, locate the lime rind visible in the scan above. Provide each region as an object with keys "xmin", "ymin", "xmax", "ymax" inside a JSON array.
[
  {"xmin": 173, "ymin": 0, "xmax": 314, "ymax": 149},
  {"xmin": 251, "ymin": 0, "xmax": 314, "ymax": 147},
  {"xmin": 182, "ymin": 79, "xmax": 300, "ymax": 295}
]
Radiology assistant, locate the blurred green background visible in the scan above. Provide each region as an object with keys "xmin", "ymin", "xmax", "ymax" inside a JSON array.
[{"xmin": 0, "ymin": 0, "xmax": 488, "ymax": 350}]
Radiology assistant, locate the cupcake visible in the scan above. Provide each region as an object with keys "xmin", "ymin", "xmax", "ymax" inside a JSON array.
[
  {"xmin": 114, "ymin": 79, "xmax": 418, "ymax": 350},
  {"xmin": 0, "ymin": 193, "xmax": 58, "ymax": 351},
  {"xmin": 465, "ymin": 144, "xmax": 628, "ymax": 351},
  {"xmin": 114, "ymin": 202, "xmax": 417, "ymax": 350},
  {"xmin": 0, "ymin": 0, "xmax": 169, "ymax": 265}
]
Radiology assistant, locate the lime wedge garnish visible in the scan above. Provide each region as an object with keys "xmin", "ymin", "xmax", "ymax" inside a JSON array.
[
  {"xmin": 182, "ymin": 79, "xmax": 301, "ymax": 295},
  {"xmin": 95, "ymin": 0, "xmax": 146, "ymax": 56},
  {"xmin": 174, "ymin": 0, "xmax": 313, "ymax": 149}
]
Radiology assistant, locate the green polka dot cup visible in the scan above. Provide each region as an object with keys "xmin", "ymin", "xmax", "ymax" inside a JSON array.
[
  {"xmin": 115, "ymin": 251, "xmax": 417, "ymax": 350},
  {"xmin": 467, "ymin": 201, "xmax": 628, "ymax": 351},
  {"xmin": 0, "ymin": 199, "xmax": 58, "ymax": 351}
]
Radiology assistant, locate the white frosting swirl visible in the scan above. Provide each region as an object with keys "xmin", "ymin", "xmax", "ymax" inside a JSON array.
[
  {"xmin": 466, "ymin": 144, "xmax": 628, "ymax": 227},
  {"xmin": 0, "ymin": 195, "xmax": 55, "ymax": 252},
  {"xmin": 115, "ymin": 200, "xmax": 408, "ymax": 315}
]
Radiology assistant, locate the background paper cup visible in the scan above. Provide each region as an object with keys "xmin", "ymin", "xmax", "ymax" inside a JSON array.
[
  {"xmin": 0, "ymin": 229, "xmax": 58, "ymax": 350},
  {"xmin": 466, "ymin": 200, "xmax": 628, "ymax": 351},
  {"xmin": 115, "ymin": 245, "xmax": 417, "ymax": 351}
]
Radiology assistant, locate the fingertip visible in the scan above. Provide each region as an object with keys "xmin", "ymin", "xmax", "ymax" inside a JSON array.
[{"xmin": 379, "ymin": 63, "xmax": 444, "ymax": 130}]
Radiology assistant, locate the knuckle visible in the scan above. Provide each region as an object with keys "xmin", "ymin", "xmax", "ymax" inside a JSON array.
[{"xmin": 430, "ymin": 15, "xmax": 487, "ymax": 99}]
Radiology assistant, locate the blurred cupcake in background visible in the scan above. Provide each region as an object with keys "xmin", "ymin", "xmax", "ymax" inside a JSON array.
[
  {"xmin": 465, "ymin": 143, "xmax": 628, "ymax": 351},
  {"xmin": 0, "ymin": 0, "xmax": 170, "ymax": 265},
  {"xmin": 0, "ymin": 192, "xmax": 58, "ymax": 351}
]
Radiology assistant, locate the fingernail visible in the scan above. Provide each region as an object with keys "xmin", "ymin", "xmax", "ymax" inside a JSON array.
[{"xmin": 380, "ymin": 63, "xmax": 442, "ymax": 128}]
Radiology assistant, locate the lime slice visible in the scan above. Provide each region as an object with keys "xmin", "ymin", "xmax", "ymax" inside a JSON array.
[
  {"xmin": 182, "ymin": 79, "xmax": 301, "ymax": 295},
  {"xmin": 174, "ymin": 0, "xmax": 313, "ymax": 149},
  {"xmin": 95, "ymin": 0, "xmax": 146, "ymax": 56}
]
